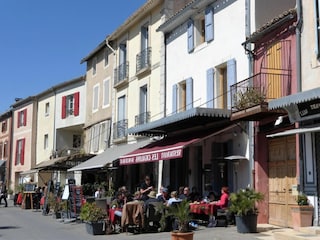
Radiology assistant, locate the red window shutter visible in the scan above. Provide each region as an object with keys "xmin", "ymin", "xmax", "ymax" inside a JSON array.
[
  {"xmin": 15, "ymin": 140, "xmax": 19, "ymax": 165},
  {"xmin": 23, "ymin": 109, "xmax": 27, "ymax": 126},
  {"xmin": 21, "ymin": 139, "xmax": 25, "ymax": 165},
  {"xmin": 74, "ymin": 92, "xmax": 80, "ymax": 116},
  {"xmin": 17, "ymin": 111, "xmax": 21, "ymax": 128},
  {"xmin": 61, "ymin": 96, "xmax": 67, "ymax": 119}
]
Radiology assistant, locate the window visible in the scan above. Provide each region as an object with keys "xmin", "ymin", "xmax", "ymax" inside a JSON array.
[
  {"xmin": 216, "ymin": 59, "xmax": 237, "ymax": 109},
  {"xmin": 187, "ymin": 6, "xmax": 214, "ymax": 52},
  {"xmin": 103, "ymin": 78, "xmax": 110, "ymax": 107},
  {"xmin": 206, "ymin": 68, "xmax": 215, "ymax": 108},
  {"xmin": 17, "ymin": 109, "xmax": 27, "ymax": 127},
  {"xmin": 1, "ymin": 120, "xmax": 7, "ymax": 133},
  {"xmin": 315, "ymin": 0, "xmax": 320, "ymax": 59},
  {"xmin": 61, "ymin": 92, "xmax": 80, "ymax": 119},
  {"xmin": 45, "ymin": 102, "xmax": 50, "ymax": 116},
  {"xmin": 44, "ymin": 134, "xmax": 49, "ymax": 149},
  {"xmin": 0, "ymin": 142, "xmax": 2, "ymax": 158},
  {"xmin": 90, "ymin": 121, "xmax": 110, "ymax": 153},
  {"xmin": 172, "ymin": 78, "xmax": 193, "ymax": 113},
  {"xmin": 140, "ymin": 85, "xmax": 148, "ymax": 115},
  {"xmin": 15, "ymin": 139, "xmax": 25, "ymax": 165},
  {"xmin": 3, "ymin": 141, "xmax": 8, "ymax": 158},
  {"xmin": 93, "ymin": 84, "xmax": 99, "ymax": 112},
  {"xmin": 104, "ymin": 48, "xmax": 109, "ymax": 67},
  {"xmin": 92, "ymin": 57, "xmax": 97, "ymax": 76},
  {"xmin": 73, "ymin": 135, "xmax": 81, "ymax": 148}
]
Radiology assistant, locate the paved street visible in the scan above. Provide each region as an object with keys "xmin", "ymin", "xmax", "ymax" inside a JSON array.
[{"xmin": 0, "ymin": 201, "xmax": 277, "ymax": 240}]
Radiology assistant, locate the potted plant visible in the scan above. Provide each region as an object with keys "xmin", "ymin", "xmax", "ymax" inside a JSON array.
[
  {"xmin": 291, "ymin": 193, "xmax": 314, "ymax": 230},
  {"xmin": 166, "ymin": 199, "xmax": 194, "ymax": 240},
  {"xmin": 80, "ymin": 202, "xmax": 108, "ymax": 235},
  {"xmin": 7, "ymin": 188, "xmax": 14, "ymax": 200},
  {"xmin": 229, "ymin": 188, "xmax": 264, "ymax": 233}
]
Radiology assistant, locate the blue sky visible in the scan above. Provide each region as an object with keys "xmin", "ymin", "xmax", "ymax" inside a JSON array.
[{"xmin": 0, "ymin": 0, "xmax": 146, "ymax": 114}]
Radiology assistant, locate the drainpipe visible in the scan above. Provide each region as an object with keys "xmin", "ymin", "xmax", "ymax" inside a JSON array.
[
  {"xmin": 245, "ymin": 0, "xmax": 255, "ymax": 188},
  {"xmin": 295, "ymin": 0, "xmax": 303, "ymax": 192}
]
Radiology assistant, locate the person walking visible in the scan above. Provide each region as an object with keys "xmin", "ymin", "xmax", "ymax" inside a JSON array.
[{"xmin": 0, "ymin": 181, "xmax": 8, "ymax": 207}]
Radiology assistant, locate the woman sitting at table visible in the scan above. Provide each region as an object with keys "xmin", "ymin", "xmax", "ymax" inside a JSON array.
[{"xmin": 209, "ymin": 186, "xmax": 229, "ymax": 209}]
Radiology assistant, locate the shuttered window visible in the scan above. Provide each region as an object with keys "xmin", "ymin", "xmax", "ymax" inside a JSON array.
[
  {"xmin": 227, "ymin": 59, "xmax": 237, "ymax": 109},
  {"xmin": 206, "ymin": 68, "xmax": 215, "ymax": 108},
  {"xmin": 187, "ymin": 19, "xmax": 194, "ymax": 53},
  {"xmin": 205, "ymin": 7, "xmax": 214, "ymax": 42},
  {"xmin": 172, "ymin": 84, "xmax": 178, "ymax": 114},
  {"xmin": 186, "ymin": 78, "xmax": 194, "ymax": 110}
]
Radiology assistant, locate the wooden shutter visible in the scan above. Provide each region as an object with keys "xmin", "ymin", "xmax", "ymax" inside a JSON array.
[
  {"xmin": 61, "ymin": 96, "xmax": 67, "ymax": 119},
  {"xmin": 205, "ymin": 7, "xmax": 214, "ymax": 42},
  {"xmin": 74, "ymin": 92, "xmax": 80, "ymax": 116},
  {"xmin": 23, "ymin": 109, "xmax": 27, "ymax": 126},
  {"xmin": 186, "ymin": 78, "xmax": 193, "ymax": 110},
  {"xmin": 172, "ymin": 84, "xmax": 178, "ymax": 114},
  {"xmin": 15, "ymin": 140, "xmax": 19, "ymax": 165},
  {"xmin": 227, "ymin": 59, "xmax": 237, "ymax": 109},
  {"xmin": 21, "ymin": 139, "xmax": 25, "ymax": 165},
  {"xmin": 187, "ymin": 19, "xmax": 194, "ymax": 53},
  {"xmin": 17, "ymin": 111, "xmax": 20, "ymax": 128},
  {"xmin": 206, "ymin": 68, "xmax": 215, "ymax": 108}
]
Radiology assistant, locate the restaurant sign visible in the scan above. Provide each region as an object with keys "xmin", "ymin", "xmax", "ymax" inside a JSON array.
[{"xmin": 119, "ymin": 147, "xmax": 183, "ymax": 165}]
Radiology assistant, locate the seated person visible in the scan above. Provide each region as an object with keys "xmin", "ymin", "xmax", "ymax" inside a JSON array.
[
  {"xmin": 157, "ymin": 187, "xmax": 169, "ymax": 204},
  {"xmin": 209, "ymin": 186, "xmax": 229, "ymax": 212},
  {"xmin": 167, "ymin": 191, "xmax": 182, "ymax": 206},
  {"xmin": 110, "ymin": 191, "xmax": 125, "ymax": 217},
  {"xmin": 144, "ymin": 191, "xmax": 159, "ymax": 209}
]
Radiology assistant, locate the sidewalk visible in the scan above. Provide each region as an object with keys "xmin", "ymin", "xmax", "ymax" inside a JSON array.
[{"xmin": 1, "ymin": 198, "xmax": 280, "ymax": 240}]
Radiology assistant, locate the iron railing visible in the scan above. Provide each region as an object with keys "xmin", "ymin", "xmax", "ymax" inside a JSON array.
[
  {"xmin": 230, "ymin": 72, "xmax": 291, "ymax": 112},
  {"xmin": 113, "ymin": 119, "xmax": 128, "ymax": 139},
  {"xmin": 114, "ymin": 62, "xmax": 129, "ymax": 86},
  {"xmin": 136, "ymin": 47, "xmax": 151, "ymax": 73},
  {"xmin": 134, "ymin": 111, "xmax": 150, "ymax": 126}
]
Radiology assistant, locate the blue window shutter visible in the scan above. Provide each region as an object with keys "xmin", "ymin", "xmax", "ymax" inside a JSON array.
[
  {"xmin": 172, "ymin": 84, "xmax": 178, "ymax": 114},
  {"xmin": 186, "ymin": 78, "xmax": 193, "ymax": 110},
  {"xmin": 187, "ymin": 19, "xmax": 194, "ymax": 53},
  {"xmin": 227, "ymin": 59, "xmax": 237, "ymax": 109},
  {"xmin": 206, "ymin": 68, "xmax": 215, "ymax": 108},
  {"xmin": 205, "ymin": 7, "xmax": 214, "ymax": 42}
]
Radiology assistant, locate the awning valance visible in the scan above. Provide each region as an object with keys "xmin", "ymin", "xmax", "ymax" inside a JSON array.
[
  {"xmin": 68, "ymin": 139, "xmax": 153, "ymax": 171},
  {"xmin": 267, "ymin": 125, "xmax": 320, "ymax": 138},
  {"xmin": 269, "ymin": 87, "xmax": 320, "ymax": 110},
  {"xmin": 119, "ymin": 132, "xmax": 212, "ymax": 166}
]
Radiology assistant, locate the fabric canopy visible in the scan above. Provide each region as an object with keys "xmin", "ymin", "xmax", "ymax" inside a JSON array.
[
  {"xmin": 68, "ymin": 139, "xmax": 153, "ymax": 171},
  {"xmin": 267, "ymin": 125, "xmax": 320, "ymax": 138},
  {"xmin": 119, "ymin": 133, "xmax": 209, "ymax": 165}
]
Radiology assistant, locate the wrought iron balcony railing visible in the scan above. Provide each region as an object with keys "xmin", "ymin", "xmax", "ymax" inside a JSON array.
[
  {"xmin": 134, "ymin": 111, "xmax": 150, "ymax": 126},
  {"xmin": 114, "ymin": 62, "xmax": 129, "ymax": 86},
  {"xmin": 113, "ymin": 119, "xmax": 128, "ymax": 139},
  {"xmin": 230, "ymin": 72, "xmax": 291, "ymax": 112},
  {"xmin": 136, "ymin": 47, "xmax": 151, "ymax": 73}
]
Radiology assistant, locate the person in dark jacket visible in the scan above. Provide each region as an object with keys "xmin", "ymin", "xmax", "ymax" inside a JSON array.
[{"xmin": 0, "ymin": 181, "xmax": 8, "ymax": 207}]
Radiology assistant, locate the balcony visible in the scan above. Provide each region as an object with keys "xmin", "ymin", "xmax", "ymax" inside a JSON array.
[
  {"xmin": 114, "ymin": 62, "xmax": 129, "ymax": 88},
  {"xmin": 230, "ymin": 72, "xmax": 290, "ymax": 121},
  {"xmin": 113, "ymin": 119, "xmax": 128, "ymax": 141},
  {"xmin": 136, "ymin": 47, "xmax": 151, "ymax": 76},
  {"xmin": 135, "ymin": 112, "xmax": 150, "ymax": 126}
]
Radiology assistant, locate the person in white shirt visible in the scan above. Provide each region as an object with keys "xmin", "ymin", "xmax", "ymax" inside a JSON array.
[{"xmin": 167, "ymin": 191, "xmax": 182, "ymax": 206}]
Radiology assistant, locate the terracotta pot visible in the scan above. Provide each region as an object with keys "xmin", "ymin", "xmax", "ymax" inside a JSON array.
[
  {"xmin": 171, "ymin": 231, "xmax": 194, "ymax": 240},
  {"xmin": 291, "ymin": 205, "xmax": 314, "ymax": 230}
]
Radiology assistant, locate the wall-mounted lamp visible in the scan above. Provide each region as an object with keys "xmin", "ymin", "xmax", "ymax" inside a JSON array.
[{"xmin": 275, "ymin": 116, "xmax": 284, "ymax": 126}]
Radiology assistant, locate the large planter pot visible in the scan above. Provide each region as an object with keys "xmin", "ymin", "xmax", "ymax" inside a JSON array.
[
  {"xmin": 85, "ymin": 221, "xmax": 106, "ymax": 235},
  {"xmin": 291, "ymin": 205, "xmax": 314, "ymax": 230},
  {"xmin": 235, "ymin": 214, "xmax": 258, "ymax": 233},
  {"xmin": 171, "ymin": 231, "xmax": 194, "ymax": 240}
]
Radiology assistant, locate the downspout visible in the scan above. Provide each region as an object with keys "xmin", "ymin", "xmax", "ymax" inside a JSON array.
[
  {"xmin": 245, "ymin": 0, "xmax": 255, "ymax": 188},
  {"xmin": 295, "ymin": 0, "xmax": 303, "ymax": 193}
]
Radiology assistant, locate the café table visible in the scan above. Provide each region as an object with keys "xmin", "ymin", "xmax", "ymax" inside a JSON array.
[{"xmin": 189, "ymin": 202, "xmax": 215, "ymax": 216}]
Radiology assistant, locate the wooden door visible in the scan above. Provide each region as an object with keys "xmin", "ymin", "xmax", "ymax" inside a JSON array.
[{"xmin": 268, "ymin": 135, "xmax": 297, "ymax": 227}]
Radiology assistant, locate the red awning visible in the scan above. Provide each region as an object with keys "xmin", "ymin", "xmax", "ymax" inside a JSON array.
[{"xmin": 119, "ymin": 135, "xmax": 203, "ymax": 165}]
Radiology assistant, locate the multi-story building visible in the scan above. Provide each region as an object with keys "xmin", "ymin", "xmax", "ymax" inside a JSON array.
[
  {"xmin": 266, "ymin": 1, "xmax": 320, "ymax": 227},
  {"xmin": 0, "ymin": 111, "xmax": 12, "ymax": 189},
  {"xmin": 10, "ymin": 97, "xmax": 38, "ymax": 191}
]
